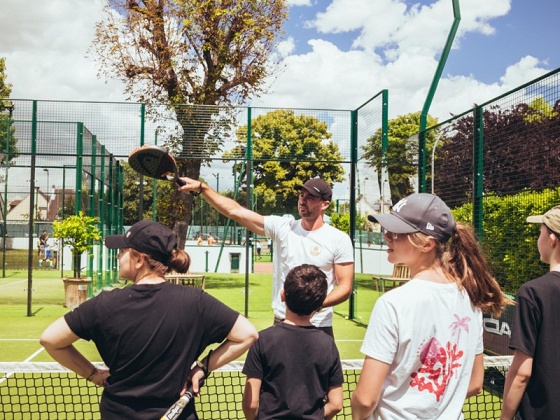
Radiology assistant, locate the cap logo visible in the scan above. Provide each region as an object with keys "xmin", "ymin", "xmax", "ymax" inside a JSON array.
[
  {"xmin": 426, "ymin": 222, "xmax": 435, "ymax": 231},
  {"xmin": 126, "ymin": 231, "xmax": 132, "ymax": 238},
  {"xmin": 393, "ymin": 198, "xmax": 407, "ymax": 213},
  {"xmin": 313, "ymin": 187, "xmax": 320, "ymax": 193}
]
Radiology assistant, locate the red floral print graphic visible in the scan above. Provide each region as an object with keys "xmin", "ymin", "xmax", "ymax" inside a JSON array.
[{"xmin": 410, "ymin": 338, "xmax": 464, "ymax": 401}]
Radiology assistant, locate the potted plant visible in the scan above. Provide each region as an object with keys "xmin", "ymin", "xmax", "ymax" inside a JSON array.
[{"xmin": 52, "ymin": 211, "xmax": 102, "ymax": 308}]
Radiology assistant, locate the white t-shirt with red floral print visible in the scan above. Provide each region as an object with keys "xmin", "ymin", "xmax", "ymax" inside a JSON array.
[{"xmin": 361, "ymin": 279, "xmax": 483, "ymax": 420}]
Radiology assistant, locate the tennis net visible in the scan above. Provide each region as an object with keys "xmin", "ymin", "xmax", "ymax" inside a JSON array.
[{"xmin": 0, "ymin": 357, "xmax": 511, "ymax": 419}]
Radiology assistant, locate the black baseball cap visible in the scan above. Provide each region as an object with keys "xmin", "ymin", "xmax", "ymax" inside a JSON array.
[
  {"xmin": 295, "ymin": 178, "xmax": 332, "ymax": 201},
  {"xmin": 368, "ymin": 193, "xmax": 456, "ymax": 242},
  {"xmin": 104, "ymin": 220, "xmax": 177, "ymax": 263}
]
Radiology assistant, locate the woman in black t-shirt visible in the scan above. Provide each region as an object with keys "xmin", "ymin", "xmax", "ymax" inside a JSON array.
[{"xmin": 40, "ymin": 220, "xmax": 258, "ymax": 419}]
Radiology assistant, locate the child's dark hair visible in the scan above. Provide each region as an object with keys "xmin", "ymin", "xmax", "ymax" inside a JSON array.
[{"xmin": 284, "ymin": 264, "xmax": 327, "ymax": 316}]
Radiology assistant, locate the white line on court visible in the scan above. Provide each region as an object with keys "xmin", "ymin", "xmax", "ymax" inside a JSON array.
[
  {"xmin": 0, "ymin": 279, "xmax": 27, "ymax": 288},
  {"xmin": 23, "ymin": 347, "xmax": 45, "ymax": 362},
  {"xmin": 0, "ymin": 338, "xmax": 40, "ymax": 341},
  {"xmin": 0, "ymin": 342, "xmax": 45, "ymax": 384}
]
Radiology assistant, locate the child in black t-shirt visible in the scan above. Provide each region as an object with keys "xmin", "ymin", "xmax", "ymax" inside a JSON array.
[{"xmin": 242, "ymin": 264, "xmax": 343, "ymax": 419}]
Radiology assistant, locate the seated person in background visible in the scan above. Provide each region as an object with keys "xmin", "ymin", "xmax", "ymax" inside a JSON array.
[{"xmin": 242, "ymin": 264, "xmax": 343, "ymax": 420}]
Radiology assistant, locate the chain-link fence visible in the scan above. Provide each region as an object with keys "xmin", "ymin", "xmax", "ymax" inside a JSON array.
[
  {"xmin": 0, "ymin": 95, "xmax": 389, "ymax": 320},
  {"xmin": 424, "ymin": 67, "xmax": 560, "ymax": 293}
]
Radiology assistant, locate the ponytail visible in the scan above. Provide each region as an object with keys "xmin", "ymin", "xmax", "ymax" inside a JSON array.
[
  {"xmin": 167, "ymin": 248, "xmax": 191, "ymax": 274},
  {"xmin": 133, "ymin": 248, "xmax": 191, "ymax": 276},
  {"xmin": 442, "ymin": 223, "xmax": 512, "ymax": 317}
]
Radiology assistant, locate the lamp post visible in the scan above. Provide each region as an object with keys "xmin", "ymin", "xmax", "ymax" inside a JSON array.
[
  {"xmin": 43, "ymin": 169, "xmax": 49, "ymax": 219},
  {"xmin": 135, "ymin": 180, "xmax": 148, "ymax": 221},
  {"xmin": 152, "ymin": 128, "xmax": 162, "ymax": 220},
  {"xmin": 35, "ymin": 186, "xmax": 40, "ymax": 221},
  {"xmin": 212, "ymin": 173, "xmax": 219, "ymax": 235}
]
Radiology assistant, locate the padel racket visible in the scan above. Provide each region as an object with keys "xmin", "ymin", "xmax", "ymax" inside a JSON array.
[
  {"xmin": 128, "ymin": 144, "xmax": 186, "ymax": 186},
  {"xmin": 160, "ymin": 381, "xmax": 202, "ymax": 420}
]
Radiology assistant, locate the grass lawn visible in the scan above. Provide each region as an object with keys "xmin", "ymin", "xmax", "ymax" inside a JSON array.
[{"xmin": 0, "ymin": 266, "xmax": 378, "ymax": 362}]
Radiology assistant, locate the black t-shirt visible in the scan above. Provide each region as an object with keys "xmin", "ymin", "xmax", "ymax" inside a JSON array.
[
  {"xmin": 242, "ymin": 323, "xmax": 343, "ymax": 419},
  {"xmin": 65, "ymin": 282, "xmax": 239, "ymax": 420},
  {"xmin": 509, "ymin": 271, "xmax": 560, "ymax": 420}
]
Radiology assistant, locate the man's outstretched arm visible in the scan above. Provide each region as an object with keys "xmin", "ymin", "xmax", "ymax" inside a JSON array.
[{"xmin": 179, "ymin": 177, "xmax": 266, "ymax": 236}]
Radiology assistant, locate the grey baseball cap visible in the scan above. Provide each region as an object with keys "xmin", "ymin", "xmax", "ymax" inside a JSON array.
[{"xmin": 368, "ymin": 193, "xmax": 456, "ymax": 242}]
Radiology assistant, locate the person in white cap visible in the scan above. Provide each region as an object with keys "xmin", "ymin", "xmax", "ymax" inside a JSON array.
[
  {"xmin": 180, "ymin": 176, "xmax": 354, "ymax": 337},
  {"xmin": 351, "ymin": 193, "xmax": 512, "ymax": 420},
  {"xmin": 501, "ymin": 205, "xmax": 560, "ymax": 420}
]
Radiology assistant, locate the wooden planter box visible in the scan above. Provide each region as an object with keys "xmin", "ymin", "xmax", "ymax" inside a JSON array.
[{"xmin": 62, "ymin": 278, "xmax": 91, "ymax": 309}]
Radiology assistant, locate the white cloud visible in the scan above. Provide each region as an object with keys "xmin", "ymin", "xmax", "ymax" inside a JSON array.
[
  {"xmin": 276, "ymin": 37, "xmax": 297, "ymax": 58},
  {"xmin": 0, "ymin": 0, "xmax": 554, "ymax": 124},
  {"xmin": 253, "ymin": 0, "xmax": 554, "ymax": 121},
  {"xmin": 0, "ymin": 0, "xmax": 126, "ymax": 101},
  {"xmin": 287, "ymin": 0, "xmax": 313, "ymax": 6},
  {"xmin": 309, "ymin": 0, "xmax": 512, "ymax": 59},
  {"xmin": 499, "ymin": 56, "xmax": 549, "ymax": 87}
]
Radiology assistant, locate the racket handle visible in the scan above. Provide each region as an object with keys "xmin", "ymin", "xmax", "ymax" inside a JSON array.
[
  {"xmin": 160, "ymin": 379, "xmax": 204, "ymax": 420},
  {"xmin": 160, "ymin": 390, "xmax": 193, "ymax": 420},
  {"xmin": 176, "ymin": 177, "xmax": 186, "ymax": 186}
]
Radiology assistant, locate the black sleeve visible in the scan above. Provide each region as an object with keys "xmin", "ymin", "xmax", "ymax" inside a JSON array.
[
  {"xmin": 64, "ymin": 296, "xmax": 99, "ymax": 341},
  {"xmin": 195, "ymin": 290, "xmax": 241, "ymax": 347},
  {"xmin": 509, "ymin": 286, "xmax": 540, "ymax": 356}
]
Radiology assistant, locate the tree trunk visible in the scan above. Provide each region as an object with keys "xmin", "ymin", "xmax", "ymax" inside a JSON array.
[
  {"xmin": 172, "ymin": 106, "xmax": 218, "ymax": 249},
  {"xmin": 73, "ymin": 252, "xmax": 81, "ymax": 279}
]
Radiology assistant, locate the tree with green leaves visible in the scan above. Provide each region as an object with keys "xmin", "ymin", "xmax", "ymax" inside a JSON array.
[
  {"xmin": 524, "ymin": 97, "xmax": 558, "ymax": 123},
  {"xmin": 362, "ymin": 112, "xmax": 438, "ymax": 205},
  {"xmin": 229, "ymin": 109, "xmax": 346, "ymax": 215},
  {"xmin": 53, "ymin": 212, "xmax": 102, "ymax": 279},
  {"xmin": 329, "ymin": 211, "xmax": 367, "ymax": 236},
  {"xmin": 92, "ymin": 0, "xmax": 287, "ymax": 246},
  {"xmin": 0, "ymin": 57, "xmax": 19, "ymax": 168}
]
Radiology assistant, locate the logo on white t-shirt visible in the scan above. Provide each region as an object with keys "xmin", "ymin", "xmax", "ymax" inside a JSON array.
[{"xmin": 310, "ymin": 245, "xmax": 321, "ymax": 256}]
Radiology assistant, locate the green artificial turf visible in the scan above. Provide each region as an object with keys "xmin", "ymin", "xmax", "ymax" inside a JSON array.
[{"xmin": 0, "ymin": 268, "xmax": 378, "ymax": 362}]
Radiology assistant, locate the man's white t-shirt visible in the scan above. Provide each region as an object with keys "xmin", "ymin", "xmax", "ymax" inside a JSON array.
[
  {"xmin": 361, "ymin": 279, "xmax": 483, "ymax": 419},
  {"xmin": 264, "ymin": 215, "xmax": 354, "ymax": 327}
]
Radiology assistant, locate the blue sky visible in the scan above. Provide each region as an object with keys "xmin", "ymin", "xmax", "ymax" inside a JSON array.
[
  {"xmin": 0, "ymin": 0, "xmax": 558, "ymax": 120},
  {"xmin": 250, "ymin": 0, "xmax": 560, "ymax": 118},
  {"xmin": 0, "ymin": 0, "xmax": 557, "ymax": 202}
]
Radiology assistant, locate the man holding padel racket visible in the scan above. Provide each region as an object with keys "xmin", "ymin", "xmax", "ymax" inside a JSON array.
[
  {"xmin": 40, "ymin": 220, "xmax": 258, "ymax": 419},
  {"xmin": 180, "ymin": 176, "xmax": 354, "ymax": 337}
]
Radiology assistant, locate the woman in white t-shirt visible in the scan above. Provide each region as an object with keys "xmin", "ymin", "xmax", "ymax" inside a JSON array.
[{"xmin": 351, "ymin": 193, "xmax": 512, "ymax": 420}]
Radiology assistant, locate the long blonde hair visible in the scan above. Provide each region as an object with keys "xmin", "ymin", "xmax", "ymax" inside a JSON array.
[{"xmin": 409, "ymin": 223, "xmax": 512, "ymax": 317}]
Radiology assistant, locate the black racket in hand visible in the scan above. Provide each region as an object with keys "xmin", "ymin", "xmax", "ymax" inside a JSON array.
[{"xmin": 128, "ymin": 144, "xmax": 185, "ymax": 186}]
